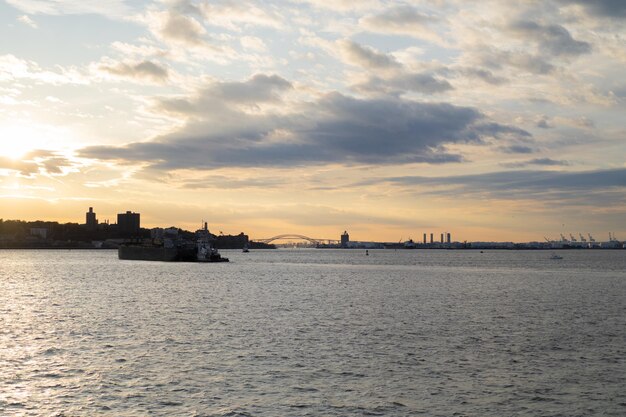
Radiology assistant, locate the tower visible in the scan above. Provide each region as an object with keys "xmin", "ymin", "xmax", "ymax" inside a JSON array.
[
  {"xmin": 85, "ymin": 207, "xmax": 98, "ymax": 231},
  {"xmin": 341, "ymin": 231, "xmax": 350, "ymax": 248}
]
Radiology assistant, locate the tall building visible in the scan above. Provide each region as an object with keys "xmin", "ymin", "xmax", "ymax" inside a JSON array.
[
  {"xmin": 341, "ymin": 231, "xmax": 350, "ymax": 248},
  {"xmin": 430, "ymin": 233, "xmax": 434, "ymax": 244},
  {"xmin": 423, "ymin": 233, "xmax": 427, "ymax": 244},
  {"xmin": 85, "ymin": 207, "xmax": 98, "ymax": 231},
  {"xmin": 117, "ymin": 211, "xmax": 140, "ymax": 237},
  {"xmin": 441, "ymin": 233, "xmax": 444, "ymax": 243},
  {"xmin": 446, "ymin": 233, "xmax": 451, "ymax": 243}
]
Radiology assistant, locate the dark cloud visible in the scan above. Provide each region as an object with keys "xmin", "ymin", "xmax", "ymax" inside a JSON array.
[
  {"xmin": 0, "ymin": 151, "xmax": 74, "ymax": 176},
  {"xmin": 354, "ymin": 72, "xmax": 453, "ymax": 95},
  {"xmin": 385, "ymin": 168, "xmax": 626, "ymax": 199},
  {"xmin": 156, "ymin": 74, "xmax": 292, "ymax": 116},
  {"xmin": 339, "ymin": 40, "xmax": 399, "ymax": 69},
  {"xmin": 529, "ymin": 158, "xmax": 570, "ymax": 166},
  {"xmin": 180, "ymin": 175, "xmax": 287, "ymax": 189},
  {"xmin": 508, "ymin": 20, "xmax": 591, "ymax": 56},
  {"xmin": 502, "ymin": 158, "xmax": 570, "ymax": 168},
  {"xmin": 80, "ymin": 81, "xmax": 530, "ymax": 170},
  {"xmin": 502, "ymin": 145, "xmax": 536, "ymax": 154},
  {"xmin": 98, "ymin": 60, "xmax": 169, "ymax": 83},
  {"xmin": 536, "ymin": 117, "xmax": 552, "ymax": 129},
  {"xmin": 559, "ymin": 0, "xmax": 626, "ymax": 18},
  {"xmin": 478, "ymin": 48, "xmax": 555, "ymax": 75},
  {"xmin": 459, "ymin": 68, "xmax": 507, "ymax": 85}
]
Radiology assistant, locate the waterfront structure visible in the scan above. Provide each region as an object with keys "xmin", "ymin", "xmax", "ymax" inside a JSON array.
[
  {"xmin": 85, "ymin": 207, "xmax": 98, "ymax": 231},
  {"xmin": 430, "ymin": 233, "xmax": 434, "ymax": 244},
  {"xmin": 423, "ymin": 233, "xmax": 427, "ymax": 244},
  {"xmin": 447, "ymin": 233, "xmax": 451, "ymax": 244},
  {"xmin": 117, "ymin": 211, "xmax": 140, "ymax": 237}
]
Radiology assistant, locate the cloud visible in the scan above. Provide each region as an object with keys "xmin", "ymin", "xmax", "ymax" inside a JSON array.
[
  {"xmin": 240, "ymin": 36, "xmax": 267, "ymax": 52},
  {"xmin": 360, "ymin": 6, "xmax": 444, "ymax": 44},
  {"xmin": 501, "ymin": 145, "xmax": 536, "ymax": 154},
  {"xmin": 155, "ymin": 74, "xmax": 292, "ymax": 116},
  {"xmin": 477, "ymin": 48, "xmax": 556, "ymax": 75},
  {"xmin": 294, "ymin": 0, "xmax": 381, "ymax": 12},
  {"xmin": 507, "ymin": 20, "xmax": 591, "ymax": 56},
  {"xmin": 385, "ymin": 168, "xmax": 626, "ymax": 199},
  {"xmin": 95, "ymin": 59, "xmax": 169, "ymax": 83},
  {"xmin": 6, "ymin": 0, "xmax": 134, "ymax": 18},
  {"xmin": 338, "ymin": 39, "xmax": 399, "ymax": 69},
  {"xmin": 334, "ymin": 39, "xmax": 452, "ymax": 95},
  {"xmin": 17, "ymin": 15, "xmax": 37, "ymax": 28},
  {"xmin": 79, "ymin": 75, "xmax": 530, "ymax": 170},
  {"xmin": 558, "ymin": 0, "xmax": 626, "ymax": 18},
  {"xmin": 0, "ymin": 151, "xmax": 76, "ymax": 177},
  {"xmin": 0, "ymin": 54, "xmax": 87, "ymax": 85},
  {"xmin": 458, "ymin": 68, "xmax": 507, "ymax": 85},
  {"xmin": 354, "ymin": 73, "xmax": 453, "ymax": 95},
  {"xmin": 197, "ymin": 1, "xmax": 283, "ymax": 30},
  {"xmin": 146, "ymin": 10, "xmax": 208, "ymax": 47},
  {"xmin": 502, "ymin": 158, "xmax": 571, "ymax": 168}
]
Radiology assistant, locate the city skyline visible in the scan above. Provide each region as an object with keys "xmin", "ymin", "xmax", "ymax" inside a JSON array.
[{"xmin": 1, "ymin": 1, "xmax": 625, "ymax": 242}]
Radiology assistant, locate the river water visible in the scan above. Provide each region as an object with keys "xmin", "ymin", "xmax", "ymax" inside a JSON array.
[{"xmin": 1, "ymin": 249, "xmax": 625, "ymax": 416}]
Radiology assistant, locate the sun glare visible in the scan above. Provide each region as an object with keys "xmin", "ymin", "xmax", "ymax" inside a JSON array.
[{"xmin": 0, "ymin": 124, "xmax": 62, "ymax": 159}]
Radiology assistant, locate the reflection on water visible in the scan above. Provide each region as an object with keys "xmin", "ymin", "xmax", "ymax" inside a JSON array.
[{"xmin": 1, "ymin": 249, "xmax": 625, "ymax": 416}]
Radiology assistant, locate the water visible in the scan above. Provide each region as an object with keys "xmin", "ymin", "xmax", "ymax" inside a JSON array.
[{"xmin": 1, "ymin": 249, "xmax": 625, "ymax": 416}]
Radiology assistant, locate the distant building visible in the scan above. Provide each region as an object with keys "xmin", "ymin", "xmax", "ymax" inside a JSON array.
[
  {"xmin": 341, "ymin": 231, "xmax": 350, "ymax": 248},
  {"xmin": 441, "ymin": 233, "xmax": 444, "ymax": 243},
  {"xmin": 430, "ymin": 233, "xmax": 434, "ymax": 244},
  {"xmin": 446, "ymin": 233, "xmax": 451, "ymax": 243},
  {"xmin": 117, "ymin": 211, "xmax": 140, "ymax": 237},
  {"xmin": 30, "ymin": 228, "xmax": 48, "ymax": 239},
  {"xmin": 423, "ymin": 233, "xmax": 427, "ymax": 244},
  {"xmin": 86, "ymin": 207, "xmax": 98, "ymax": 231}
]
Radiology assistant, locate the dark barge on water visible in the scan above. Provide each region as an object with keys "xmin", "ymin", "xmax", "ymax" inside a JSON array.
[{"xmin": 118, "ymin": 223, "xmax": 228, "ymax": 262}]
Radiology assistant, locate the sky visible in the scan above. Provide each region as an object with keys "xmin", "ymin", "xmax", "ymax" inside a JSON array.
[{"xmin": 0, "ymin": 0, "xmax": 625, "ymax": 243}]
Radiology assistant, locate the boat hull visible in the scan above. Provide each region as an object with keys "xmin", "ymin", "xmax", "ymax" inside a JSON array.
[
  {"xmin": 118, "ymin": 245, "xmax": 179, "ymax": 261},
  {"xmin": 118, "ymin": 245, "xmax": 229, "ymax": 262}
]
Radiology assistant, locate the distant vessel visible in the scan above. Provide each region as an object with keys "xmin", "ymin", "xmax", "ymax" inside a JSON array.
[
  {"xmin": 550, "ymin": 253, "xmax": 563, "ymax": 260},
  {"xmin": 242, "ymin": 244, "xmax": 249, "ymax": 253},
  {"xmin": 118, "ymin": 223, "xmax": 228, "ymax": 262}
]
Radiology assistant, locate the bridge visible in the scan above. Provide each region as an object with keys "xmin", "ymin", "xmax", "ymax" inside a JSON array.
[{"xmin": 253, "ymin": 234, "xmax": 339, "ymax": 245}]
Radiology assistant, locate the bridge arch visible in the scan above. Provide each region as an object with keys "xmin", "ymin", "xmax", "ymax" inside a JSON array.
[{"xmin": 255, "ymin": 234, "xmax": 322, "ymax": 244}]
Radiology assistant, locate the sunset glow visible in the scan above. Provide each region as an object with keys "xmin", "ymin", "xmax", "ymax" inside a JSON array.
[{"xmin": 1, "ymin": 0, "xmax": 625, "ymax": 242}]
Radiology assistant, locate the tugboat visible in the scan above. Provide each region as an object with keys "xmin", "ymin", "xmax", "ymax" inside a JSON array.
[{"xmin": 118, "ymin": 222, "xmax": 228, "ymax": 262}]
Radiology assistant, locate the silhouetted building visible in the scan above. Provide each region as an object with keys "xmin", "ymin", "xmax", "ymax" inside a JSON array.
[
  {"xmin": 341, "ymin": 231, "xmax": 350, "ymax": 248},
  {"xmin": 441, "ymin": 233, "xmax": 444, "ymax": 243},
  {"xmin": 423, "ymin": 233, "xmax": 427, "ymax": 244},
  {"xmin": 117, "ymin": 211, "xmax": 140, "ymax": 237},
  {"xmin": 446, "ymin": 233, "xmax": 451, "ymax": 243},
  {"xmin": 86, "ymin": 207, "xmax": 98, "ymax": 231},
  {"xmin": 430, "ymin": 233, "xmax": 434, "ymax": 244}
]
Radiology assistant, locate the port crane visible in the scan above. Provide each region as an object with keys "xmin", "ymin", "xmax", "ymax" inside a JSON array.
[{"xmin": 579, "ymin": 233, "xmax": 586, "ymax": 242}]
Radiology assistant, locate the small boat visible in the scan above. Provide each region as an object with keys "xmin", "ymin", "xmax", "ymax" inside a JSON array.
[
  {"xmin": 242, "ymin": 244, "xmax": 249, "ymax": 253},
  {"xmin": 550, "ymin": 253, "xmax": 563, "ymax": 260}
]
